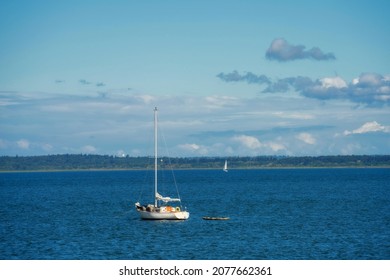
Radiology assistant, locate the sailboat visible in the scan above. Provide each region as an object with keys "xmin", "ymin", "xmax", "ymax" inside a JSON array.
[
  {"xmin": 135, "ymin": 107, "xmax": 190, "ymax": 220},
  {"xmin": 223, "ymin": 160, "xmax": 228, "ymax": 172}
]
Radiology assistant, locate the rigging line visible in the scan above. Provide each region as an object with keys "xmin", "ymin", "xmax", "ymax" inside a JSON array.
[
  {"xmin": 137, "ymin": 157, "xmax": 153, "ymax": 203},
  {"xmin": 158, "ymin": 122, "xmax": 183, "ymax": 206},
  {"xmin": 137, "ymin": 114, "xmax": 155, "ymax": 203}
]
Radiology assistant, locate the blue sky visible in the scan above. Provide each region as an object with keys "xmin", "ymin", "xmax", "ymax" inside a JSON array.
[{"xmin": 1, "ymin": 0, "xmax": 389, "ymax": 157}]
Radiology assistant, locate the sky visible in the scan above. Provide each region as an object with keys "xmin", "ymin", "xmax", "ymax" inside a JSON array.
[{"xmin": 1, "ymin": 0, "xmax": 389, "ymax": 157}]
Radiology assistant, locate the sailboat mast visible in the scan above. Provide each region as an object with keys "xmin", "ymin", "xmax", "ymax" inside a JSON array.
[{"xmin": 154, "ymin": 107, "xmax": 158, "ymax": 207}]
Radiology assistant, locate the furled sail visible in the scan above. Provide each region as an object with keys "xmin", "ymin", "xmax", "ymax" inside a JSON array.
[{"xmin": 156, "ymin": 192, "xmax": 181, "ymax": 203}]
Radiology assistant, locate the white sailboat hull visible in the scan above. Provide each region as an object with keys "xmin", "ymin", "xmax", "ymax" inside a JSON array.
[{"xmin": 137, "ymin": 209, "xmax": 189, "ymax": 220}]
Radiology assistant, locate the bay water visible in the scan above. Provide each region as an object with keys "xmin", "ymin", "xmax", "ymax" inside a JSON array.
[{"xmin": 1, "ymin": 168, "xmax": 389, "ymax": 259}]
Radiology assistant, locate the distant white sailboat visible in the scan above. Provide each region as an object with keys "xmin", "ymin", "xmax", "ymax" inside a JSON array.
[
  {"xmin": 223, "ymin": 160, "xmax": 228, "ymax": 172},
  {"xmin": 135, "ymin": 107, "xmax": 189, "ymax": 220}
]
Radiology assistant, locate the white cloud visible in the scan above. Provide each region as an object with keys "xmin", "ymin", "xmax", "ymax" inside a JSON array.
[
  {"xmin": 205, "ymin": 95, "xmax": 240, "ymax": 109},
  {"xmin": 378, "ymin": 86, "xmax": 390, "ymax": 94},
  {"xmin": 136, "ymin": 95, "xmax": 155, "ymax": 104},
  {"xmin": 178, "ymin": 143, "xmax": 208, "ymax": 155},
  {"xmin": 268, "ymin": 142, "xmax": 286, "ymax": 152},
  {"xmin": 81, "ymin": 145, "xmax": 97, "ymax": 154},
  {"xmin": 17, "ymin": 139, "xmax": 30, "ymax": 149},
  {"xmin": 320, "ymin": 77, "xmax": 347, "ymax": 89},
  {"xmin": 296, "ymin": 133, "xmax": 316, "ymax": 145},
  {"xmin": 272, "ymin": 111, "xmax": 315, "ymax": 120},
  {"xmin": 232, "ymin": 135, "xmax": 287, "ymax": 154},
  {"xmin": 353, "ymin": 73, "xmax": 382, "ymax": 86},
  {"xmin": 232, "ymin": 135, "xmax": 262, "ymax": 149},
  {"xmin": 41, "ymin": 143, "xmax": 53, "ymax": 152},
  {"xmin": 179, "ymin": 143, "xmax": 200, "ymax": 150},
  {"xmin": 344, "ymin": 121, "xmax": 390, "ymax": 135}
]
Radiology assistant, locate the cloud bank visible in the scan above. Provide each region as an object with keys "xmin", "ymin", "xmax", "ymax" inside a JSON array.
[
  {"xmin": 217, "ymin": 71, "xmax": 390, "ymax": 105},
  {"xmin": 216, "ymin": 71, "xmax": 270, "ymax": 85},
  {"xmin": 17, "ymin": 139, "xmax": 30, "ymax": 149},
  {"xmin": 344, "ymin": 121, "xmax": 390, "ymax": 135},
  {"xmin": 266, "ymin": 38, "xmax": 336, "ymax": 61},
  {"xmin": 232, "ymin": 135, "xmax": 287, "ymax": 154},
  {"xmin": 296, "ymin": 132, "xmax": 316, "ymax": 145},
  {"xmin": 1, "ymin": 89, "xmax": 389, "ymax": 156}
]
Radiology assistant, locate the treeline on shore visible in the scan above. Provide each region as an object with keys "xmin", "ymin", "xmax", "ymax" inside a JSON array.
[{"xmin": 0, "ymin": 154, "xmax": 389, "ymax": 171}]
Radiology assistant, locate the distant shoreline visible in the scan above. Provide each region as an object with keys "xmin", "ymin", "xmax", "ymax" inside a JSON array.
[
  {"xmin": 1, "ymin": 154, "xmax": 389, "ymax": 172},
  {"xmin": 1, "ymin": 165, "xmax": 389, "ymax": 173}
]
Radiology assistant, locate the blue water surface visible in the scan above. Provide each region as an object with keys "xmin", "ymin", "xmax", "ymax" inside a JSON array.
[{"xmin": 0, "ymin": 168, "xmax": 389, "ymax": 259}]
